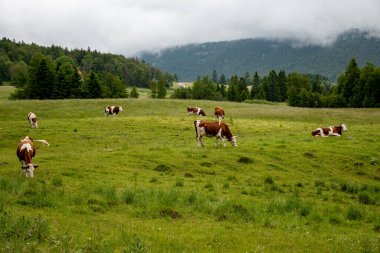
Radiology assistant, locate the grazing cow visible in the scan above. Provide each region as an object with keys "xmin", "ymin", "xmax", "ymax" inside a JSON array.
[
  {"xmin": 27, "ymin": 112, "xmax": 38, "ymax": 128},
  {"xmin": 105, "ymin": 106, "xmax": 123, "ymax": 116},
  {"xmin": 214, "ymin": 107, "xmax": 225, "ymax": 124},
  {"xmin": 16, "ymin": 136, "xmax": 49, "ymax": 177},
  {"xmin": 187, "ymin": 106, "xmax": 206, "ymax": 116},
  {"xmin": 311, "ymin": 124, "xmax": 347, "ymax": 137},
  {"xmin": 194, "ymin": 120, "xmax": 237, "ymax": 147}
]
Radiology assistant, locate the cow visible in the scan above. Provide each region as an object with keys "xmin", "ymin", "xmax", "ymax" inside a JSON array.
[
  {"xmin": 27, "ymin": 112, "xmax": 38, "ymax": 128},
  {"xmin": 105, "ymin": 106, "xmax": 123, "ymax": 116},
  {"xmin": 214, "ymin": 107, "xmax": 225, "ymax": 124},
  {"xmin": 187, "ymin": 106, "xmax": 206, "ymax": 116},
  {"xmin": 311, "ymin": 123, "xmax": 347, "ymax": 137},
  {"xmin": 194, "ymin": 120, "xmax": 237, "ymax": 147},
  {"xmin": 16, "ymin": 136, "xmax": 49, "ymax": 177}
]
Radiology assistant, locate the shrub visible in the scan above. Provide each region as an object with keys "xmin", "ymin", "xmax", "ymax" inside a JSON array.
[
  {"xmin": 358, "ymin": 191, "xmax": 374, "ymax": 205},
  {"xmin": 265, "ymin": 176, "xmax": 274, "ymax": 184},
  {"xmin": 346, "ymin": 205, "xmax": 362, "ymax": 220}
]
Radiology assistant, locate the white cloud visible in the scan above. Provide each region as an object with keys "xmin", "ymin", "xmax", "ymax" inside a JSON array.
[{"xmin": 1, "ymin": 0, "xmax": 379, "ymax": 56}]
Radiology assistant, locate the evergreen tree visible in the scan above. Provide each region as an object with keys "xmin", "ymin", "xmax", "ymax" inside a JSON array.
[
  {"xmin": 250, "ymin": 71, "xmax": 260, "ymax": 99},
  {"xmin": 227, "ymin": 75, "xmax": 238, "ymax": 101},
  {"xmin": 102, "ymin": 73, "xmax": 128, "ymax": 98},
  {"xmin": 212, "ymin": 70, "xmax": 218, "ymax": 83},
  {"xmin": 54, "ymin": 62, "xmax": 74, "ymax": 98},
  {"xmin": 336, "ymin": 58, "xmax": 360, "ymax": 106},
  {"xmin": 157, "ymin": 77, "xmax": 167, "ymax": 98},
  {"xmin": 219, "ymin": 74, "xmax": 227, "ymax": 84},
  {"xmin": 278, "ymin": 70, "xmax": 287, "ymax": 101},
  {"xmin": 86, "ymin": 71, "xmax": 102, "ymax": 98},
  {"xmin": 150, "ymin": 80, "xmax": 158, "ymax": 98},
  {"xmin": 30, "ymin": 57, "xmax": 55, "ymax": 99},
  {"xmin": 130, "ymin": 86, "xmax": 139, "ymax": 98},
  {"xmin": 10, "ymin": 61, "xmax": 28, "ymax": 87}
]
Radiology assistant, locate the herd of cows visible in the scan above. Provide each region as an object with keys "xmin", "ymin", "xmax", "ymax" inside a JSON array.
[{"xmin": 16, "ymin": 105, "xmax": 347, "ymax": 177}]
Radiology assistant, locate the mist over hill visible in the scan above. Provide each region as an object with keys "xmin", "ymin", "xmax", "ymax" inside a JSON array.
[{"xmin": 140, "ymin": 30, "xmax": 380, "ymax": 81}]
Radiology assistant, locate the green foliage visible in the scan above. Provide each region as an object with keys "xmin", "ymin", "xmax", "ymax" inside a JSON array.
[
  {"xmin": 130, "ymin": 86, "xmax": 139, "ymax": 98},
  {"xmin": 0, "ymin": 37, "xmax": 174, "ymax": 99}
]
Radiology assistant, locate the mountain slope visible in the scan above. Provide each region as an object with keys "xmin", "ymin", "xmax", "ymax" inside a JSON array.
[{"xmin": 141, "ymin": 30, "xmax": 380, "ymax": 81}]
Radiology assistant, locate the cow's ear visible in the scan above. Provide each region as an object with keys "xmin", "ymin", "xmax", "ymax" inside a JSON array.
[{"xmin": 33, "ymin": 164, "xmax": 39, "ymax": 168}]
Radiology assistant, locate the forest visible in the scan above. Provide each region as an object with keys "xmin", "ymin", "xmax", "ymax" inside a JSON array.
[
  {"xmin": 141, "ymin": 29, "xmax": 380, "ymax": 81},
  {"xmin": 0, "ymin": 38, "xmax": 174, "ymax": 99},
  {"xmin": 171, "ymin": 58, "xmax": 380, "ymax": 108}
]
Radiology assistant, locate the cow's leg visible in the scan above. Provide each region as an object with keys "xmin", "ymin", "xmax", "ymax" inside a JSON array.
[
  {"xmin": 199, "ymin": 136, "xmax": 204, "ymax": 147},
  {"xmin": 214, "ymin": 137, "xmax": 219, "ymax": 147},
  {"xmin": 222, "ymin": 137, "xmax": 227, "ymax": 147},
  {"xmin": 331, "ymin": 133, "xmax": 341, "ymax": 137}
]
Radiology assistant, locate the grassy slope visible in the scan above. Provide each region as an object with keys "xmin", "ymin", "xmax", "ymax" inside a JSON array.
[{"xmin": 0, "ymin": 86, "xmax": 379, "ymax": 252}]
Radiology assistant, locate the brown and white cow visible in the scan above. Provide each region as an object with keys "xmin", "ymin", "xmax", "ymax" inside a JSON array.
[
  {"xmin": 16, "ymin": 136, "xmax": 49, "ymax": 177},
  {"xmin": 214, "ymin": 107, "xmax": 225, "ymax": 124},
  {"xmin": 311, "ymin": 123, "xmax": 347, "ymax": 137},
  {"xmin": 27, "ymin": 112, "xmax": 38, "ymax": 128},
  {"xmin": 105, "ymin": 106, "xmax": 123, "ymax": 116},
  {"xmin": 187, "ymin": 106, "xmax": 206, "ymax": 116},
  {"xmin": 194, "ymin": 120, "xmax": 237, "ymax": 147}
]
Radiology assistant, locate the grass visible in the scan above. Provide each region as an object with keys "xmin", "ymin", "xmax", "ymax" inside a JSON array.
[{"xmin": 0, "ymin": 86, "xmax": 379, "ymax": 252}]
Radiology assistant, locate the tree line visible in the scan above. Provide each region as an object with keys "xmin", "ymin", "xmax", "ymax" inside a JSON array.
[
  {"xmin": 0, "ymin": 38, "xmax": 174, "ymax": 99},
  {"xmin": 171, "ymin": 58, "xmax": 380, "ymax": 108}
]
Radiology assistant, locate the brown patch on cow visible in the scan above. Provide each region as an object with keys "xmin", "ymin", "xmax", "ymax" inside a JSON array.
[{"xmin": 187, "ymin": 106, "xmax": 206, "ymax": 116}]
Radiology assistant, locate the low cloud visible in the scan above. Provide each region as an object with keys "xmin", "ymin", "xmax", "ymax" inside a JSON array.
[{"xmin": 0, "ymin": 0, "xmax": 379, "ymax": 56}]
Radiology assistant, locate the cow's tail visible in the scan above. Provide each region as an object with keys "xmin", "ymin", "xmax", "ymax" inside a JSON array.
[{"xmin": 34, "ymin": 140, "xmax": 50, "ymax": 146}]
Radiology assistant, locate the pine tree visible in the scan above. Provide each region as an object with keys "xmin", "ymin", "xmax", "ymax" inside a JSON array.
[
  {"xmin": 212, "ymin": 70, "xmax": 218, "ymax": 83},
  {"xmin": 130, "ymin": 86, "xmax": 139, "ymax": 98},
  {"xmin": 157, "ymin": 77, "xmax": 167, "ymax": 98},
  {"xmin": 87, "ymin": 71, "xmax": 102, "ymax": 98},
  {"xmin": 250, "ymin": 71, "xmax": 260, "ymax": 99}
]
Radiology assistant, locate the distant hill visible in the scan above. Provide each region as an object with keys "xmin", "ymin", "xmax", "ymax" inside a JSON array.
[{"xmin": 140, "ymin": 30, "xmax": 380, "ymax": 81}]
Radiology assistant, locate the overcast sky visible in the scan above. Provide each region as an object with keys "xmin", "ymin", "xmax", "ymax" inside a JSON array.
[{"xmin": 1, "ymin": 0, "xmax": 380, "ymax": 56}]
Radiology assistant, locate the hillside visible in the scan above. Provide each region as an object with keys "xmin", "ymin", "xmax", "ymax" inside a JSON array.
[{"xmin": 141, "ymin": 30, "xmax": 380, "ymax": 81}]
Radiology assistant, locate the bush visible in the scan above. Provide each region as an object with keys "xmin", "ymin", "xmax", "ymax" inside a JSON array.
[
  {"xmin": 346, "ymin": 205, "xmax": 362, "ymax": 220},
  {"xmin": 358, "ymin": 191, "xmax": 374, "ymax": 205}
]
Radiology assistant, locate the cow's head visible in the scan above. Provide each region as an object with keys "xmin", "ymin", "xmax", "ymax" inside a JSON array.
[
  {"xmin": 341, "ymin": 124, "xmax": 347, "ymax": 132},
  {"xmin": 230, "ymin": 136, "xmax": 238, "ymax": 147},
  {"xmin": 119, "ymin": 106, "xmax": 123, "ymax": 112},
  {"xmin": 21, "ymin": 164, "xmax": 38, "ymax": 177}
]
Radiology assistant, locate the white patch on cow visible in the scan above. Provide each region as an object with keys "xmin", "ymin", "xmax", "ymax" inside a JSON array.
[
  {"xmin": 21, "ymin": 143, "xmax": 33, "ymax": 152},
  {"xmin": 341, "ymin": 124, "xmax": 347, "ymax": 132},
  {"xmin": 119, "ymin": 106, "xmax": 123, "ymax": 112},
  {"xmin": 197, "ymin": 107, "xmax": 201, "ymax": 115}
]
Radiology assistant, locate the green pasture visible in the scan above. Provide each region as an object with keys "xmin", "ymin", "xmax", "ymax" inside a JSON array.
[{"xmin": 0, "ymin": 86, "xmax": 379, "ymax": 252}]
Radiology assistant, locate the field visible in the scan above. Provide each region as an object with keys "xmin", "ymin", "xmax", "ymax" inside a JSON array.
[{"xmin": 0, "ymin": 86, "xmax": 379, "ymax": 252}]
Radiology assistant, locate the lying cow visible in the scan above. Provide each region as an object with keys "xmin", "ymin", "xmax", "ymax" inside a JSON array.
[
  {"xmin": 16, "ymin": 136, "xmax": 49, "ymax": 177},
  {"xmin": 311, "ymin": 123, "xmax": 347, "ymax": 137},
  {"xmin": 105, "ymin": 106, "xmax": 123, "ymax": 116},
  {"xmin": 187, "ymin": 106, "xmax": 206, "ymax": 116},
  {"xmin": 214, "ymin": 107, "xmax": 225, "ymax": 124},
  {"xmin": 194, "ymin": 120, "xmax": 237, "ymax": 147},
  {"xmin": 27, "ymin": 112, "xmax": 38, "ymax": 128}
]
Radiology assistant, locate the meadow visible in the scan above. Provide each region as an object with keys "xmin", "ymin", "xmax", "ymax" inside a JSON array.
[{"xmin": 0, "ymin": 85, "xmax": 379, "ymax": 252}]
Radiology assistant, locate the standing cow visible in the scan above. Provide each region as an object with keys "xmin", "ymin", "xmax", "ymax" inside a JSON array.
[
  {"xmin": 187, "ymin": 106, "xmax": 206, "ymax": 117},
  {"xmin": 311, "ymin": 123, "xmax": 347, "ymax": 137},
  {"xmin": 214, "ymin": 107, "xmax": 225, "ymax": 124},
  {"xmin": 28, "ymin": 112, "xmax": 38, "ymax": 128},
  {"xmin": 16, "ymin": 136, "xmax": 49, "ymax": 177},
  {"xmin": 105, "ymin": 106, "xmax": 123, "ymax": 116},
  {"xmin": 194, "ymin": 120, "xmax": 237, "ymax": 147}
]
